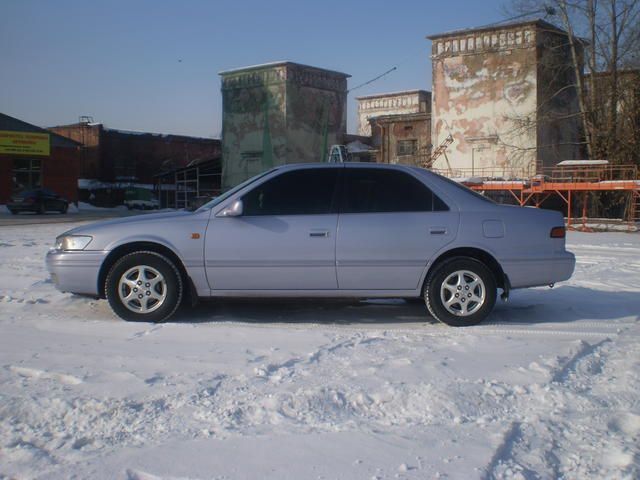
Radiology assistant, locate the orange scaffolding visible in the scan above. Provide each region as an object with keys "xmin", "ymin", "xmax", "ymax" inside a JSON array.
[{"xmin": 435, "ymin": 164, "xmax": 640, "ymax": 231}]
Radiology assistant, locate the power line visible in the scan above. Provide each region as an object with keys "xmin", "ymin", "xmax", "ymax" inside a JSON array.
[{"xmin": 347, "ymin": 66, "xmax": 398, "ymax": 94}]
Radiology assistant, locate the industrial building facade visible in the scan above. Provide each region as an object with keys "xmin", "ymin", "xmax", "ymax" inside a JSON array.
[
  {"xmin": 428, "ymin": 19, "xmax": 584, "ymax": 178},
  {"xmin": 0, "ymin": 113, "xmax": 80, "ymax": 204},
  {"xmin": 357, "ymin": 90, "xmax": 431, "ymax": 166},
  {"xmin": 49, "ymin": 121, "xmax": 221, "ymax": 185},
  {"xmin": 220, "ymin": 62, "xmax": 349, "ymax": 190}
]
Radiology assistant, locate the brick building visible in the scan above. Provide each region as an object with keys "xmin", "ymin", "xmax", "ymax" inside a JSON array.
[
  {"xmin": 357, "ymin": 90, "xmax": 431, "ymax": 165},
  {"xmin": 49, "ymin": 121, "xmax": 221, "ymax": 185},
  {"xmin": 356, "ymin": 90, "xmax": 430, "ymax": 136},
  {"xmin": 220, "ymin": 61, "xmax": 349, "ymax": 189},
  {"xmin": 428, "ymin": 19, "xmax": 584, "ymax": 178},
  {"xmin": 0, "ymin": 113, "xmax": 80, "ymax": 204}
]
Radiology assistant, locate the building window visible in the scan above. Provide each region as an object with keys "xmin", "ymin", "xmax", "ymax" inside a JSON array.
[
  {"xmin": 12, "ymin": 158, "xmax": 41, "ymax": 192},
  {"xmin": 397, "ymin": 139, "xmax": 417, "ymax": 156}
]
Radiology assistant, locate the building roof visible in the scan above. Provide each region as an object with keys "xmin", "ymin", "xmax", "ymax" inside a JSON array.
[
  {"xmin": 557, "ymin": 159, "xmax": 609, "ymax": 166},
  {"xmin": 218, "ymin": 61, "xmax": 350, "ymax": 78},
  {"xmin": 0, "ymin": 112, "xmax": 81, "ymax": 148},
  {"xmin": 356, "ymin": 89, "xmax": 430, "ymax": 101},
  {"xmin": 50, "ymin": 122, "xmax": 220, "ymax": 143},
  {"xmin": 368, "ymin": 111, "xmax": 431, "ymax": 123},
  {"xmin": 427, "ymin": 18, "xmax": 570, "ymax": 41}
]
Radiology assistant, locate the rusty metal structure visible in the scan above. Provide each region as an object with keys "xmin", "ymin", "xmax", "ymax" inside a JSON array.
[
  {"xmin": 433, "ymin": 162, "xmax": 640, "ymax": 230},
  {"xmin": 219, "ymin": 61, "xmax": 349, "ymax": 190},
  {"xmin": 428, "ymin": 19, "xmax": 584, "ymax": 177},
  {"xmin": 154, "ymin": 158, "xmax": 222, "ymax": 209}
]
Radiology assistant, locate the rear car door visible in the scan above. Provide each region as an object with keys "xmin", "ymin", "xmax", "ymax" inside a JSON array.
[
  {"xmin": 204, "ymin": 166, "xmax": 341, "ymax": 291},
  {"xmin": 336, "ymin": 166, "xmax": 458, "ymax": 290}
]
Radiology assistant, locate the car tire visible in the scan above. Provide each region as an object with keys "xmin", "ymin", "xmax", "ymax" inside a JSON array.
[
  {"xmin": 60, "ymin": 203, "xmax": 68, "ymax": 214},
  {"xmin": 8, "ymin": 208, "xmax": 17, "ymax": 215},
  {"xmin": 105, "ymin": 251, "xmax": 183, "ymax": 322},
  {"xmin": 37, "ymin": 203, "xmax": 46, "ymax": 214},
  {"xmin": 424, "ymin": 257, "xmax": 496, "ymax": 327}
]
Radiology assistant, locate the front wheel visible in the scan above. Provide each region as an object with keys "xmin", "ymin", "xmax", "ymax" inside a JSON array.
[
  {"xmin": 424, "ymin": 257, "xmax": 496, "ymax": 327},
  {"xmin": 105, "ymin": 251, "xmax": 183, "ymax": 322}
]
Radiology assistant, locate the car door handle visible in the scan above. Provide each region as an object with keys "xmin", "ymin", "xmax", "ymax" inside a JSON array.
[
  {"xmin": 309, "ymin": 230, "xmax": 330, "ymax": 238},
  {"xmin": 429, "ymin": 227, "xmax": 447, "ymax": 235}
]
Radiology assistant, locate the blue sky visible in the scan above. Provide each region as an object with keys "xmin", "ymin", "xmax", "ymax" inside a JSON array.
[{"xmin": 1, "ymin": 0, "xmax": 510, "ymax": 137}]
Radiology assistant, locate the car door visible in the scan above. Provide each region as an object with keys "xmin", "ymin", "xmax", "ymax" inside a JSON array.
[
  {"xmin": 204, "ymin": 166, "xmax": 341, "ymax": 291},
  {"xmin": 41, "ymin": 189, "xmax": 56, "ymax": 211},
  {"xmin": 336, "ymin": 166, "xmax": 458, "ymax": 290}
]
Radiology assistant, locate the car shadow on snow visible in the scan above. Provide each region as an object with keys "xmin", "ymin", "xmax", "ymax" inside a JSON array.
[
  {"xmin": 168, "ymin": 285, "xmax": 639, "ymax": 327},
  {"xmin": 172, "ymin": 297, "xmax": 438, "ymax": 326}
]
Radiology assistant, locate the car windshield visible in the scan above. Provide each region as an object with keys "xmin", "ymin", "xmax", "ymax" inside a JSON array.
[{"xmin": 196, "ymin": 169, "xmax": 275, "ymax": 211}]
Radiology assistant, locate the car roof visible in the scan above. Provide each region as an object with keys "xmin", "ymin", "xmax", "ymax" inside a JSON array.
[{"xmin": 255, "ymin": 162, "xmax": 496, "ymax": 210}]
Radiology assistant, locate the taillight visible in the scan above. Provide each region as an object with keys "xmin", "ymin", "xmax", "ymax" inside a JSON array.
[{"xmin": 550, "ymin": 226, "xmax": 566, "ymax": 238}]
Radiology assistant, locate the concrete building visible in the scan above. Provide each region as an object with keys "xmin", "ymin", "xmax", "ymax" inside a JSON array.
[
  {"xmin": 428, "ymin": 19, "xmax": 584, "ymax": 178},
  {"xmin": 356, "ymin": 90, "xmax": 431, "ymax": 166},
  {"xmin": 0, "ymin": 113, "xmax": 80, "ymax": 204},
  {"xmin": 220, "ymin": 61, "xmax": 349, "ymax": 189},
  {"xmin": 356, "ymin": 90, "xmax": 430, "ymax": 136},
  {"xmin": 49, "ymin": 120, "xmax": 221, "ymax": 185}
]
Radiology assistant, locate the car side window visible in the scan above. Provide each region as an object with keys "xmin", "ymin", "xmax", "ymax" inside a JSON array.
[
  {"xmin": 342, "ymin": 168, "xmax": 448, "ymax": 213},
  {"xmin": 242, "ymin": 168, "xmax": 339, "ymax": 216}
]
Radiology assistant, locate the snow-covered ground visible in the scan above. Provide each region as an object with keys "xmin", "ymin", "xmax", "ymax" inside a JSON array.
[{"xmin": 0, "ymin": 223, "xmax": 639, "ymax": 480}]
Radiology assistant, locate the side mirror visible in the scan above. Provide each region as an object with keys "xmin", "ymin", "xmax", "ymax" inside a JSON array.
[{"xmin": 217, "ymin": 199, "xmax": 243, "ymax": 217}]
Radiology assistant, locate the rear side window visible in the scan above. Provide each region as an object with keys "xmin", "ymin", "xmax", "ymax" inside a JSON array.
[
  {"xmin": 242, "ymin": 168, "xmax": 339, "ymax": 216},
  {"xmin": 342, "ymin": 168, "xmax": 448, "ymax": 214}
]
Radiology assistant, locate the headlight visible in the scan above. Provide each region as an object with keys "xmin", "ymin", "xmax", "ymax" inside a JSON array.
[{"xmin": 54, "ymin": 235, "xmax": 93, "ymax": 251}]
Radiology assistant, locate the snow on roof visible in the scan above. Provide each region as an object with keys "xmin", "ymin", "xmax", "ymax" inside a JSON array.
[
  {"xmin": 556, "ymin": 160, "xmax": 610, "ymax": 166},
  {"xmin": 346, "ymin": 140, "xmax": 374, "ymax": 153}
]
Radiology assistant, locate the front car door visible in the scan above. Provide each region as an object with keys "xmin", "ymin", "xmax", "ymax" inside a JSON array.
[
  {"xmin": 336, "ymin": 165, "xmax": 459, "ymax": 291},
  {"xmin": 204, "ymin": 166, "xmax": 341, "ymax": 291}
]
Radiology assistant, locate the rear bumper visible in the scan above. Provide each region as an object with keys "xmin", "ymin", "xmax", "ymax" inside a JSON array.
[
  {"xmin": 502, "ymin": 251, "xmax": 576, "ymax": 289},
  {"xmin": 45, "ymin": 249, "xmax": 109, "ymax": 296}
]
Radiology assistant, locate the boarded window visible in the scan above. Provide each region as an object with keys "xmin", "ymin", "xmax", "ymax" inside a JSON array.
[{"xmin": 397, "ymin": 139, "xmax": 418, "ymax": 156}]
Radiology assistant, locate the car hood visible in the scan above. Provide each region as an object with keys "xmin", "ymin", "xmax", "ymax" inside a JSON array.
[{"xmin": 62, "ymin": 210, "xmax": 197, "ymax": 236}]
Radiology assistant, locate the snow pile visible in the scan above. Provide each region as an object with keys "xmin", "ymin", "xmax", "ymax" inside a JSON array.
[
  {"xmin": 77, "ymin": 201, "xmax": 128, "ymax": 212},
  {"xmin": 0, "ymin": 225, "xmax": 639, "ymax": 479}
]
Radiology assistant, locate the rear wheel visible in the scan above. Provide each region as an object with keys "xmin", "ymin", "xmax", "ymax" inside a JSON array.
[
  {"xmin": 424, "ymin": 257, "xmax": 496, "ymax": 327},
  {"xmin": 105, "ymin": 251, "xmax": 183, "ymax": 322},
  {"xmin": 60, "ymin": 203, "xmax": 68, "ymax": 214},
  {"xmin": 37, "ymin": 203, "xmax": 46, "ymax": 214}
]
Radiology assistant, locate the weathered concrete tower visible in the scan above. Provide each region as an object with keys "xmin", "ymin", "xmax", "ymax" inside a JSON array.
[
  {"xmin": 219, "ymin": 62, "xmax": 349, "ymax": 189},
  {"xmin": 428, "ymin": 19, "xmax": 584, "ymax": 177}
]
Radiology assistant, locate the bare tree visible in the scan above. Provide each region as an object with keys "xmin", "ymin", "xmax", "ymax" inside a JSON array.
[{"xmin": 506, "ymin": 0, "xmax": 640, "ymax": 166}]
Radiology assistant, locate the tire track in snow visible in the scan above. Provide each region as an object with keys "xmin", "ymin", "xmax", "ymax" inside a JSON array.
[
  {"xmin": 481, "ymin": 325, "xmax": 640, "ymax": 479},
  {"xmin": 550, "ymin": 338, "xmax": 611, "ymax": 384}
]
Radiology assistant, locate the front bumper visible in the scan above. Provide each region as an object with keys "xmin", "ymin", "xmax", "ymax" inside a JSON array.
[
  {"xmin": 46, "ymin": 249, "xmax": 109, "ymax": 296},
  {"xmin": 502, "ymin": 251, "xmax": 576, "ymax": 289}
]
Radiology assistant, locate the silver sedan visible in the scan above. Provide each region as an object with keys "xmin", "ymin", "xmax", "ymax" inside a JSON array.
[{"xmin": 46, "ymin": 163, "xmax": 575, "ymax": 326}]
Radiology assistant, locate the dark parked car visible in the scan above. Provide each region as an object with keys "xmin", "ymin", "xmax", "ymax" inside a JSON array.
[{"xmin": 7, "ymin": 188, "xmax": 69, "ymax": 214}]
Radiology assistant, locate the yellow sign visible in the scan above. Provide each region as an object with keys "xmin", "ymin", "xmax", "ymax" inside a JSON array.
[{"xmin": 0, "ymin": 130, "xmax": 50, "ymax": 156}]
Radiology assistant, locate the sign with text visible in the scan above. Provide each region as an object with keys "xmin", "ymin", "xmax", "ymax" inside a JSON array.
[{"xmin": 0, "ymin": 130, "xmax": 50, "ymax": 156}]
